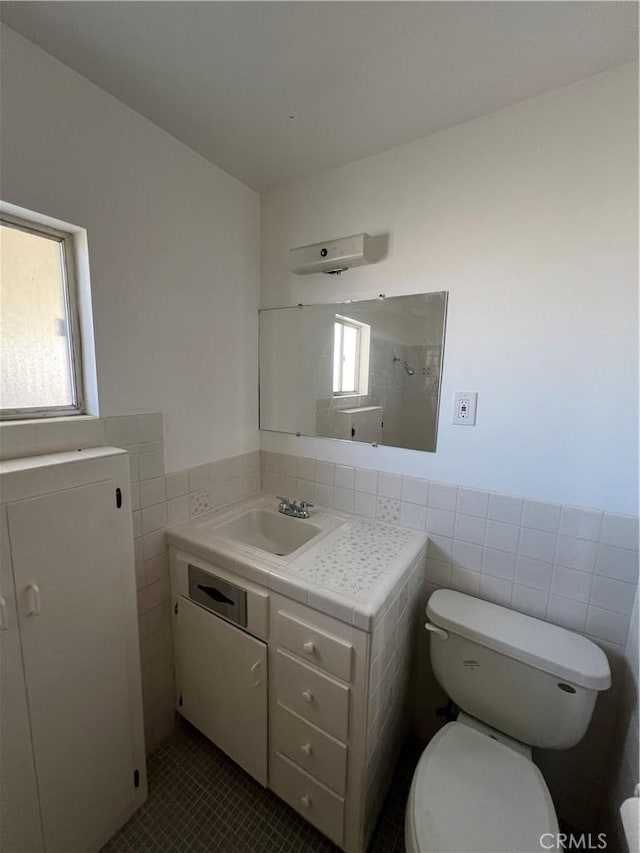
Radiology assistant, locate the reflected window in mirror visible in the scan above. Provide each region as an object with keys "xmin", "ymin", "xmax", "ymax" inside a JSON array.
[{"xmin": 333, "ymin": 315, "xmax": 371, "ymax": 396}]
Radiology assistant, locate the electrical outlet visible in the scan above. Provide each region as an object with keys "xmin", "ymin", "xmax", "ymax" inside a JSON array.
[{"xmin": 452, "ymin": 391, "xmax": 477, "ymax": 425}]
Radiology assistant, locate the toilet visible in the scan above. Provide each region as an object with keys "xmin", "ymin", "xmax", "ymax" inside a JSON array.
[{"xmin": 406, "ymin": 589, "xmax": 611, "ymax": 853}]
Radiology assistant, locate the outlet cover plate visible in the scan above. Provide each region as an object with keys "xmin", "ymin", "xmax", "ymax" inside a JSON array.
[{"xmin": 452, "ymin": 391, "xmax": 478, "ymax": 425}]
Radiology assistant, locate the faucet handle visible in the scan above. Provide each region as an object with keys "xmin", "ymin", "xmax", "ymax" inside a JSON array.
[
  {"xmin": 277, "ymin": 496, "xmax": 290, "ymax": 503},
  {"xmin": 300, "ymin": 501, "xmax": 314, "ymax": 510}
]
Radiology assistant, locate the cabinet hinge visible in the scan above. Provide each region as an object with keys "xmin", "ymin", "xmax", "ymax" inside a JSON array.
[
  {"xmin": 178, "ymin": 694, "xmax": 183, "ymax": 707},
  {"xmin": 133, "ymin": 769, "xmax": 140, "ymax": 788},
  {"xmin": 115, "ymin": 487, "xmax": 122, "ymax": 509},
  {"xmin": 174, "ymin": 601, "xmax": 178, "ymax": 615}
]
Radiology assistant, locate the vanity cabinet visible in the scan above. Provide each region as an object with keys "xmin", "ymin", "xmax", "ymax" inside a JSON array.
[
  {"xmin": 170, "ymin": 541, "xmax": 427, "ymax": 853},
  {"xmin": 0, "ymin": 450, "xmax": 147, "ymax": 853}
]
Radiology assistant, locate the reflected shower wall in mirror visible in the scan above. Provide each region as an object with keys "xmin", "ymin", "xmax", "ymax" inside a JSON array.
[{"xmin": 259, "ymin": 292, "xmax": 448, "ymax": 452}]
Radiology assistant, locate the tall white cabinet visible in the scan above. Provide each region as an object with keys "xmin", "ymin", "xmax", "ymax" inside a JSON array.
[{"xmin": 0, "ymin": 448, "xmax": 147, "ymax": 853}]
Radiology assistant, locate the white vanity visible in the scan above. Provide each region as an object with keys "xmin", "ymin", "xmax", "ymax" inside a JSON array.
[{"xmin": 166, "ymin": 496, "xmax": 427, "ymax": 853}]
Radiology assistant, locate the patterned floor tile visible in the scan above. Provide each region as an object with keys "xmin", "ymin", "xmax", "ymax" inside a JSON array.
[{"xmin": 103, "ymin": 720, "xmax": 423, "ymax": 853}]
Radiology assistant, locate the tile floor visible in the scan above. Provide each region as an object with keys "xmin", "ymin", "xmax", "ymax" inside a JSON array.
[{"xmin": 103, "ymin": 720, "xmax": 422, "ymax": 853}]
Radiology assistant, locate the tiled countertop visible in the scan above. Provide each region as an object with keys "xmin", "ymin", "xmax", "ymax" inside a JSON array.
[{"xmin": 166, "ymin": 494, "xmax": 428, "ymax": 631}]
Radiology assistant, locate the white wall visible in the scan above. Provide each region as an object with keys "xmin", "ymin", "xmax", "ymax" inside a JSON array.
[
  {"xmin": 0, "ymin": 25, "xmax": 260, "ymax": 474},
  {"xmin": 261, "ymin": 63, "xmax": 639, "ymax": 515}
]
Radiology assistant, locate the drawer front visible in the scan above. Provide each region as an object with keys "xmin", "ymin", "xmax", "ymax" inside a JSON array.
[
  {"xmin": 274, "ymin": 650, "xmax": 350, "ymax": 742},
  {"xmin": 172, "ymin": 551, "xmax": 269, "ymax": 640},
  {"xmin": 276, "ymin": 611, "xmax": 353, "ymax": 682},
  {"xmin": 271, "ymin": 752, "xmax": 344, "ymax": 847},
  {"xmin": 273, "ymin": 702, "xmax": 348, "ymax": 796},
  {"xmin": 188, "ymin": 563, "xmax": 247, "ymax": 626}
]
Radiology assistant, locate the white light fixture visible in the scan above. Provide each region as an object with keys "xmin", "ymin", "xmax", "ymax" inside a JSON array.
[{"xmin": 290, "ymin": 233, "xmax": 374, "ymax": 275}]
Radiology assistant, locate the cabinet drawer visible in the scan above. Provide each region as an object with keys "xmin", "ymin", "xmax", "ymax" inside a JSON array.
[
  {"xmin": 276, "ymin": 611, "xmax": 353, "ymax": 682},
  {"xmin": 270, "ymin": 752, "xmax": 344, "ymax": 847},
  {"xmin": 274, "ymin": 650, "xmax": 350, "ymax": 742},
  {"xmin": 273, "ymin": 702, "xmax": 348, "ymax": 796}
]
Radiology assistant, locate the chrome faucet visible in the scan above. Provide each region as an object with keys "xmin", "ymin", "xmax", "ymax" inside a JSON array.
[{"xmin": 277, "ymin": 496, "xmax": 314, "ymax": 519}]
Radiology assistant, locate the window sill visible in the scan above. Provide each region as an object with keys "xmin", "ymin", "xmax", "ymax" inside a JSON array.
[{"xmin": 0, "ymin": 414, "xmax": 98, "ymax": 427}]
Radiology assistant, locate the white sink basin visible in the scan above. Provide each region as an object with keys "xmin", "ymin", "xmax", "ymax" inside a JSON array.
[{"xmin": 211, "ymin": 509, "xmax": 321, "ymax": 557}]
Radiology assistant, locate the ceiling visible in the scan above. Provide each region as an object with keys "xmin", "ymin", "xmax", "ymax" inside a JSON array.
[{"xmin": 1, "ymin": 2, "xmax": 637, "ymax": 191}]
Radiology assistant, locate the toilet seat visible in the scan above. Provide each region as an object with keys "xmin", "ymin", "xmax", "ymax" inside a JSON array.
[{"xmin": 406, "ymin": 722, "xmax": 560, "ymax": 853}]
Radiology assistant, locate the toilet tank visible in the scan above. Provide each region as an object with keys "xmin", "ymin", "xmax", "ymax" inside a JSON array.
[{"xmin": 426, "ymin": 590, "xmax": 611, "ymax": 749}]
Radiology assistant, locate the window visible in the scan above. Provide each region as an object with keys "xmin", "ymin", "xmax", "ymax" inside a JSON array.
[
  {"xmin": 332, "ymin": 314, "xmax": 370, "ymax": 396},
  {"xmin": 1, "ymin": 213, "xmax": 86, "ymax": 419}
]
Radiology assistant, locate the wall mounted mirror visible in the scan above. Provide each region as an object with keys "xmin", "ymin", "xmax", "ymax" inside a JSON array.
[{"xmin": 259, "ymin": 291, "xmax": 448, "ymax": 452}]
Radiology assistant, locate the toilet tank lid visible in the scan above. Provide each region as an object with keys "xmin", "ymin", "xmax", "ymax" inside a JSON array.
[{"xmin": 427, "ymin": 590, "xmax": 611, "ymax": 690}]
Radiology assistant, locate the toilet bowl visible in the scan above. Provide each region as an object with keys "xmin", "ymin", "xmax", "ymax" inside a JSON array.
[
  {"xmin": 405, "ymin": 589, "xmax": 611, "ymax": 853},
  {"xmin": 405, "ymin": 720, "xmax": 560, "ymax": 853}
]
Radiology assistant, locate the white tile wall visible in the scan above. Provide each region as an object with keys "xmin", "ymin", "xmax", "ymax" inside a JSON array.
[
  {"xmin": 559, "ymin": 506, "xmax": 602, "ymax": 540},
  {"xmin": 354, "ymin": 490, "xmax": 377, "ymax": 518},
  {"xmin": 402, "ymin": 476, "xmax": 429, "ymax": 506},
  {"xmin": 131, "ymin": 430, "xmax": 259, "ymax": 753},
  {"xmin": 316, "ymin": 460, "xmax": 335, "ymax": 485},
  {"xmin": 356, "ymin": 467, "xmax": 378, "ymax": 495},
  {"xmin": 515, "ymin": 555, "xmax": 553, "ymax": 591},
  {"xmin": 3, "ymin": 417, "xmax": 636, "ymax": 806},
  {"xmin": 262, "ymin": 450, "xmax": 634, "ymax": 844},
  {"xmin": 488, "ymin": 492, "xmax": 523, "ymax": 524},
  {"xmin": 260, "ymin": 451, "xmax": 639, "ymax": 657},
  {"xmin": 378, "ymin": 472, "xmax": 403, "ymax": 500},
  {"xmin": 428, "ymin": 481, "xmax": 457, "ymax": 512},
  {"xmin": 601, "ymin": 513, "xmax": 639, "ymax": 551},
  {"xmin": 334, "ymin": 486, "xmax": 355, "ymax": 512},
  {"xmin": 364, "ymin": 548, "xmax": 426, "ymax": 845},
  {"xmin": 334, "ymin": 464, "xmax": 355, "ymax": 490}
]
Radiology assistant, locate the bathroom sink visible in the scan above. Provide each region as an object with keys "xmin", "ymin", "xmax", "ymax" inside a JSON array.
[{"xmin": 211, "ymin": 509, "xmax": 321, "ymax": 556}]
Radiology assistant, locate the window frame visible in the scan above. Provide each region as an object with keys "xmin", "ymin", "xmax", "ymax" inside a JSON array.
[
  {"xmin": 333, "ymin": 314, "xmax": 371, "ymax": 397},
  {"xmin": 1, "ymin": 212, "xmax": 87, "ymax": 420}
]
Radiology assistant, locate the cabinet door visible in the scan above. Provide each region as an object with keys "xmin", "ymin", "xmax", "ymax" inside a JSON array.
[
  {"xmin": 8, "ymin": 480, "xmax": 138, "ymax": 853},
  {"xmin": 175, "ymin": 597, "xmax": 267, "ymax": 785},
  {"xmin": 0, "ymin": 508, "xmax": 44, "ymax": 853}
]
